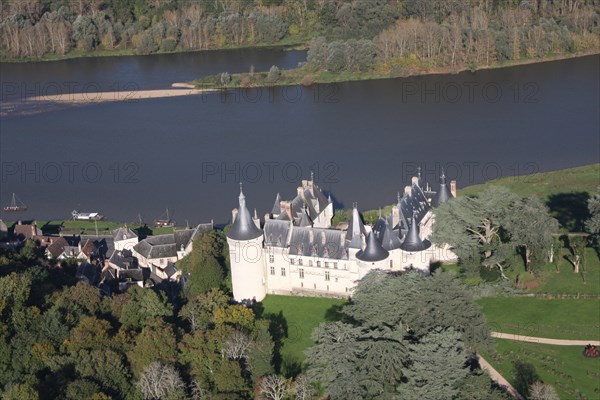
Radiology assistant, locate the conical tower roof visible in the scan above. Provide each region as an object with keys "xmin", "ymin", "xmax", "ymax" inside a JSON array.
[
  {"xmin": 297, "ymin": 205, "xmax": 313, "ymax": 227},
  {"xmin": 346, "ymin": 203, "xmax": 366, "ymax": 249},
  {"xmin": 227, "ymin": 184, "xmax": 263, "ymax": 241},
  {"xmin": 271, "ymin": 193, "xmax": 282, "ymax": 215},
  {"xmin": 431, "ymin": 171, "xmax": 453, "ymax": 207},
  {"xmin": 357, "ymin": 231, "xmax": 389, "ymax": 262},
  {"xmin": 400, "ymin": 217, "xmax": 431, "ymax": 252}
]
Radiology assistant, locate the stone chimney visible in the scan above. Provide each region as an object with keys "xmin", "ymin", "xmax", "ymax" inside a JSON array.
[
  {"xmin": 297, "ymin": 186, "xmax": 304, "ymax": 198},
  {"xmin": 231, "ymin": 208, "xmax": 239, "ymax": 223},
  {"xmin": 450, "ymin": 180, "xmax": 457, "ymax": 197},
  {"xmin": 404, "ymin": 186, "xmax": 412, "ymax": 196},
  {"xmin": 280, "ymin": 201, "xmax": 292, "ymax": 220},
  {"xmin": 411, "ymin": 176, "xmax": 419, "ymax": 186}
]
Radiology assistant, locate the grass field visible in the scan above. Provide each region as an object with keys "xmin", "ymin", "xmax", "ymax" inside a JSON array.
[
  {"xmin": 4, "ymin": 219, "xmax": 187, "ymax": 237},
  {"xmin": 459, "ymin": 164, "xmax": 599, "ymax": 200},
  {"xmin": 482, "ymin": 339, "xmax": 600, "ymax": 400},
  {"xmin": 532, "ymin": 248, "xmax": 600, "ymax": 295},
  {"xmin": 261, "ymin": 295, "xmax": 345, "ymax": 375},
  {"xmin": 460, "ymin": 163, "xmax": 600, "ymax": 232},
  {"xmin": 477, "ymin": 297, "xmax": 600, "ymax": 340}
]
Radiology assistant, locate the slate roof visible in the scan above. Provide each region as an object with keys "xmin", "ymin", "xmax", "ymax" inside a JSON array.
[
  {"xmin": 113, "ymin": 226, "xmax": 138, "ymax": 241},
  {"xmin": 357, "ymin": 231, "xmax": 389, "ymax": 262},
  {"xmin": 431, "ymin": 172, "xmax": 454, "ymax": 207},
  {"xmin": 164, "ymin": 262, "xmax": 178, "ymax": 278},
  {"xmin": 288, "ymin": 227, "xmax": 347, "ymax": 259},
  {"xmin": 109, "ymin": 248, "xmax": 138, "ymax": 269},
  {"xmin": 227, "ymin": 186, "xmax": 263, "ymax": 241},
  {"xmin": 400, "ymin": 218, "xmax": 431, "ymax": 252},
  {"xmin": 119, "ymin": 268, "xmax": 144, "ymax": 281},
  {"xmin": 264, "ymin": 220, "xmax": 292, "ymax": 248},
  {"xmin": 374, "ymin": 217, "xmax": 402, "ymax": 251},
  {"xmin": 297, "ymin": 206, "xmax": 313, "ymax": 227},
  {"xmin": 133, "ymin": 223, "xmax": 212, "ymax": 259},
  {"xmin": 271, "ymin": 193, "xmax": 282, "ymax": 215},
  {"xmin": 76, "ymin": 262, "xmax": 99, "ymax": 284},
  {"xmin": 346, "ymin": 206, "xmax": 366, "ymax": 249}
]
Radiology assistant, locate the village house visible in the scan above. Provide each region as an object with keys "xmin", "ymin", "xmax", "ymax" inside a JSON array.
[
  {"xmin": 132, "ymin": 222, "xmax": 213, "ymax": 280},
  {"xmin": 13, "ymin": 220, "xmax": 41, "ymax": 241}
]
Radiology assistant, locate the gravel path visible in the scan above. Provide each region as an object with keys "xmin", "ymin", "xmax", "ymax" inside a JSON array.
[{"xmin": 491, "ymin": 332, "xmax": 600, "ymax": 346}]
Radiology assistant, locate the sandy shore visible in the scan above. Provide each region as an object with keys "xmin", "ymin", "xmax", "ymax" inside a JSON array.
[{"xmin": 28, "ymin": 85, "xmax": 214, "ymax": 104}]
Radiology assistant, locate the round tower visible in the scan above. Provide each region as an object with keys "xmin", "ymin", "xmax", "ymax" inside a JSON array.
[{"xmin": 227, "ymin": 184, "xmax": 266, "ymax": 302}]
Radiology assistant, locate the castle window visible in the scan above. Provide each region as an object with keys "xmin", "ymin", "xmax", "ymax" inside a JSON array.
[
  {"xmin": 301, "ymin": 282, "xmax": 303, "ymax": 288},
  {"xmin": 299, "ymin": 268, "xmax": 304, "ymax": 279},
  {"xmin": 327, "ymin": 285, "xmax": 329, "ymax": 291},
  {"xmin": 390, "ymin": 260, "xmax": 393, "ymax": 268},
  {"xmin": 270, "ymin": 266, "xmax": 275, "ymax": 275},
  {"xmin": 334, "ymin": 262, "xmax": 338, "ymax": 269},
  {"xmin": 317, "ymin": 261, "xmax": 321, "ymax": 268},
  {"xmin": 269, "ymin": 255, "xmax": 274, "ymax": 263},
  {"xmin": 298, "ymin": 258, "xmax": 303, "ymax": 266},
  {"xmin": 324, "ymin": 262, "xmax": 329, "ymax": 268},
  {"xmin": 335, "ymin": 277, "xmax": 338, "ymax": 282},
  {"xmin": 314, "ymin": 283, "xmax": 316, "ymax": 289},
  {"xmin": 281, "ymin": 268, "xmax": 286, "ymax": 277},
  {"xmin": 325, "ymin": 271, "xmax": 330, "ymax": 281},
  {"xmin": 290, "ymin": 258, "xmax": 295, "ymax": 265},
  {"xmin": 309, "ymin": 260, "xmax": 313, "ymax": 267}
]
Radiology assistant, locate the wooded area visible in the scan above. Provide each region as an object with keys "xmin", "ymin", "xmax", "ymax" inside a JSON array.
[{"xmin": 1, "ymin": 0, "xmax": 598, "ymax": 65}]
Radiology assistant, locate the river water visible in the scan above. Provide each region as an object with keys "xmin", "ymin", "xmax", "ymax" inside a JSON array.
[{"xmin": 1, "ymin": 50, "xmax": 598, "ymax": 225}]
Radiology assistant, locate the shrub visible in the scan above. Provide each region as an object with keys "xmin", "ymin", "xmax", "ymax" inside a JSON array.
[
  {"xmin": 160, "ymin": 38, "xmax": 177, "ymax": 52},
  {"xmin": 267, "ymin": 65, "xmax": 281, "ymax": 82},
  {"xmin": 300, "ymin": 74, "xmax": 315, "ymax": 86}
]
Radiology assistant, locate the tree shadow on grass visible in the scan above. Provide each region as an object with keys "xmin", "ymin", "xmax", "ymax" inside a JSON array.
[
  {"xmin": 262, "ymin": 311, "xmax": 288, "ymax": 374},
  {"xmin": 324, "ymin": 303, "xmax": 346, "ymax": 322},
  {"xmin": 281, "ymin": 357, "xmax": 302, "ymax": 378},
  {"xmin": 546, "ymin": 192, "xmax": 591, "ymax": 232},
  {"xmin": 41, "ymin": 220, "xmax": 63, "ymax": 235}
]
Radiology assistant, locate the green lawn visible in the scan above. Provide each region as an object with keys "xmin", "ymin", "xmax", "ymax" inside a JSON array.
[
  {"xmin": 459, "ymin": 164, "xmax": 599, "ymax": 200},
  {"xmin": 261, "ymin": 295, "xmax": 345, "ymax": 374},
  {"xmin": 532, "ymin": 248, "xmax": 600, "ymax": 295},
  {"xmin": 477, "ymin": 297, "xmax": 600, "ymax": 340},
  {"xmin": 482, "ymin": 339, "xmax": 600, "ymax": 400},
  {"xmin": 5, "ymin": 219, "xmax": 187, "ymax": 236}
]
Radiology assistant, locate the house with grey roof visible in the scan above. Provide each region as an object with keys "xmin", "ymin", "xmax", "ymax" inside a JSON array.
[
  {"xmin": 132, "ymin": 222, "xmax": 213, "ymax": 280},
  {"xmin": 227, "ymin": 172, "xmax": 458, "ymax": 302},
  {"xmin": 113, "ymin": 226, "xmax": 138, "ymax": 251}
]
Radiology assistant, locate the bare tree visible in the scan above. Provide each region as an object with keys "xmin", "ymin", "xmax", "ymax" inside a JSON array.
[
  {"xmin": 258, "ymin": 374, "xmax": 290, "ymax": 400},
  {"xmin": 293, "ymin": 374, "xmax": 314, "ymax": 400},
  {"xmin": 137, "ymin": 362, "xmax": 184, "ymax": 400},
  {"xmin": 190, "ymin": 379, "xmax": 210, "ymax": 400},
  {"xmin": 223, "ymin": 329, "xmax": 252, "ymax": 360},
  {"xmin": 529, "ymin": 381, "xmax": 559, "ymax": 400},
  {"xmin": 566, "ymin": 235, "xmax": 587, "ymax": 274}
]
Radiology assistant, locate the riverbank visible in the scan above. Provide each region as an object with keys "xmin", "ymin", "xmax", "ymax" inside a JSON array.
[
  {"xmin": 192, "ymin": 51, "xmax": 600, "ymax": 90},
  {"xmin": 0, "ymin": 36, "xmax": 308, "ymax": 64},
  {"xmin": 27, "ymin": 87, "xmax": 217, "ymax": 104}
]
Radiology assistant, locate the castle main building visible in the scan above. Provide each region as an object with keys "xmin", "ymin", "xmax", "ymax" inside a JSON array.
[{"xmin": 227, "ymin": 172, "xmax": 457, "ymax": 302}]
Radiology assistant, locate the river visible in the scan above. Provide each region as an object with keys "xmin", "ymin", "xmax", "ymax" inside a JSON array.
[{"xmin": 0, "ymin": 50, "xmax": 598, "ymax": 225}]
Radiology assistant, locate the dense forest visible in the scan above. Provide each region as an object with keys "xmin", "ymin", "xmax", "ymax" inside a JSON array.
[{"xmin": 1, "ymin": 0, "xmax": 598, "ymax": 68}]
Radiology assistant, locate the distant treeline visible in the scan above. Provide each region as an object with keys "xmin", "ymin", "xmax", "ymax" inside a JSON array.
[{"xmin": 0, "ymin": 0, "xmax": 598, "ymax": 63}]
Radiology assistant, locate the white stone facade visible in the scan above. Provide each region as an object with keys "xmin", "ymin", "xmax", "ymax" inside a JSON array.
[{"xmin": 227, "ymin": 176, "xmax": 458, "ymax": 302}]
